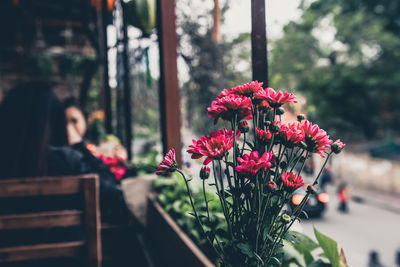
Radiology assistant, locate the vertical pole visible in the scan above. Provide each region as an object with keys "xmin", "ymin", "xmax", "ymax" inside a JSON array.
[
  {"xmin": 101, "ymin": 0, "xmax": 113, "ymax": 133},
  {"xmin": 157, "ymin": 0, "xmax": 182, "ymax": 167},
  {"xmin": 251, "ymin": 0, "xmax": 268, "ymax": 86},
  {"xmin": 122, "ymin": 11, "xmax": 133, "ymax": 160}
]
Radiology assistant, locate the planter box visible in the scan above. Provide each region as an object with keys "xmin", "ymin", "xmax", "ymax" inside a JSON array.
[{"xmin": 146, "ymin": 193, "xmax": 215, "ymax": 267}]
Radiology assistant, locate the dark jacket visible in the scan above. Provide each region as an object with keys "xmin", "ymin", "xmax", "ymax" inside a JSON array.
[{"xmin": 47, "ymin": 142, "xmax": 127, "ymax": 222}]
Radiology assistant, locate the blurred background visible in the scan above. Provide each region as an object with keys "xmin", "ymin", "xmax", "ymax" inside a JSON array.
[{"xmin": 1, "ymin": 0, "xmax": 400, "ymax": 266}]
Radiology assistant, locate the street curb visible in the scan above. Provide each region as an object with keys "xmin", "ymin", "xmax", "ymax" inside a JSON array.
[{"xmin": 351, "ymin": 190, "xmax": 400, "ymax": 214}]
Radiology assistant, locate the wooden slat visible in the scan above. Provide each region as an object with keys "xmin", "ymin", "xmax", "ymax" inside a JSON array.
[
  {"xmin": 251, "ymin": 0, "xmax": 268, "ymax": 85},
  {"xmin": 0, "ymin": 241, "xmax": 84, "ymax": 262},
  {"xmin": 0, "ymin": 210, "xmax": 83, "ymax": 230},
  {"xmin": 0, "ymin": 174, "xmax": 96, "ymax": 198},
  {"xmin": 156, "ymin": 0, "xmax": 182, "ymax": 167},
  {"xmin": 83, "ymin": 175, "xmax": 102, "ymax": 267},
  {"xmin": 146, "ymin": 194, "xmax": 215, "ymax": 267}
]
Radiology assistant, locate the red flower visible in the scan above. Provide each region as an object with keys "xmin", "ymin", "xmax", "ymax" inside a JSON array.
[
  {"xmin": 111, "ymin": 166, "xmax": 127, "ymax": 181},
  {"xmin": 278, "ymin": 123, "xmax": 303, "ymax": 147},
  {"xmin": 235, "ymin": 151, "xmax": 273, "ymax": 176},
  {"xmin": 229, "ymin": 81, "xmax": 263, "ymax": 96},
  {"xmin": 187, "ymin": 129, "xmax": 240, "ymax": 165},
  {"xmin": 301, "ymin": 120, "xmax": 333, "ymax": 157},
  {"xmin": 281, "ymin": 171, "xmax": 304, "ymax": 192},
  {"xmin": 99, "ymin": 154, "xmax": 119, "ymax": 166},
  {"xmin": 156, "ymin": 149, "xmax": 177, "ymax": 175},
  {"xmin": 256, "ymin": 128, "xmax": 273, "ymax": 143},
  {"xmin": 98, "ymin": 154, "xmax": 127, "ymax": 181},
  {"xmin": 207, "ymin": 94, "xmax": 252, "ymax": 124},
  {"xmin": 254, "ymin": 87, "xmax": 297, "ymax": 108}
]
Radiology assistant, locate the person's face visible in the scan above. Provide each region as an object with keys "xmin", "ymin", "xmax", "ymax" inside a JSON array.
[{"xmin": 65, "ymin": 106, "xmax": 87, "ymax": 138}]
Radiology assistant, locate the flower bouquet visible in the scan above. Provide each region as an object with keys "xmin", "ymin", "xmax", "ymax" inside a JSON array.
[{"xmin": 156, "ymin": 81, "xmax": 345, "ymax": 266}]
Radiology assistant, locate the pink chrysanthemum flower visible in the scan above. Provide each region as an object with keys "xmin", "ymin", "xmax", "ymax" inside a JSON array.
[
  {"xmin": 278, "ymin": 123, "xmax": 303, "ymax": 148},
  {"xmin": 257, "ymin": 100, "xmax": 272, "ymax": 111},
  {"xmin": 217, "ymin": 89, "xmax": 231, "ymax": 99},
  {"xmin": 187, "ymin": 129, "xmax": 240, "ymax": 165},
  {"xmin": 229, "ymin": 81, "xmax": 263, "ymax": 96},
  {"xmin": 281, "ymin": 171, "xmax": 304, "ymax": 192},
  {"xmin": 256, "ymin": 128, "xmax": 273, "ymax": 143},
  {"xmin": 331, "ymin": 139, "xmax": 346, "ymax": 154},
  {"xmin": 235, "ymin": 151, "xmax": 273, "ymax": 176},
  {"xmin": 207, "ymin": 94, "xmax": 252, "ymax": 124},
  {"xmin": 301, "ymin": 120, "xmax": 333, "ymax": 157},
  {"xmin": 156, "ymin": 149, "xmax": 177, "ymax": 175},
  {"xmin": 254, "ymin": 87, "xmax": 297, "ymax": 108}
]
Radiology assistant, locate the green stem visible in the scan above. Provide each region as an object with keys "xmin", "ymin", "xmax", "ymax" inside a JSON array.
[
  {"xmin": 212, "ymin": 161, "xmax": 233, "ymax": 239},
  {"xmin": 203, "ymin": 179, "xmax": 210, "ymax": 221},
  {"xmin": 176, "ymin": 170, "xmax": 222, "ymax": 256}
]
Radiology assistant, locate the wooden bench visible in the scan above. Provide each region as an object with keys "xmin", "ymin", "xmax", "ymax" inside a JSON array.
[{"xmin": 0, "ymin": 174, "xmax": 102, "ymax": 267}]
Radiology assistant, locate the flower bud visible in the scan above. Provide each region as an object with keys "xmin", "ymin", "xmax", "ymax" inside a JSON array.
[
  {"xmin": 238, "ymin": 121, "xmax": 249, "ymax": 133},
  {"xmin": 269, "ymin": 123, "xmax": 281, "ymax": 133},
  {"xmin": 279, "ymin": 161, "xmax": 287, "ymax": 169},
  {"xmin": 200, "ymin": 166, "xmax": 210, "ymax": 180},
  {"xmin": 266, "ymin": 181, "xmax": 277, "ymax": 191},
  {"xmin": 297, "ymin": 114, "xmax": 305, "ymax": 122},
  {"xmin": 264, "ymin": 120, "xmax": 271, "ymax": 127},
  {"xmin": 331, "ymin": 139, "xmax": 346, "ymax": 154},
  {"xmin": 250, "ymin": 183, "xmax": 256, "ymax": 190},
  {"xmin": 281, "ymin": 214, "xmax": 291, "ymax": 224},
  {"xmin": 276, "ymin": 107, "xmax": 285, "ymax": 115},
  {"xmin": 299, "ymin": 141, "xmax": 307, "ymax": 150},
  {"xmin": 306, "ymin": 184, "xmax": 317, "ymax": 194}
]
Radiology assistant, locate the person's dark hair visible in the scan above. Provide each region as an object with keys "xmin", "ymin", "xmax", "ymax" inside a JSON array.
[
  {"xmin": 0, "ymin": 81, "xmax": 68, "ymax": 178},
  {"xmin": 63, "ymin": 97, "xmax": 87, "ymax": 121}
]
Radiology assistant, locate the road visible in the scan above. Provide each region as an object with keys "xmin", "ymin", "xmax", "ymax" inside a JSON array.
[{"xmin": 299, "ymin": 186, "xmax": 400, "ymax": 267}]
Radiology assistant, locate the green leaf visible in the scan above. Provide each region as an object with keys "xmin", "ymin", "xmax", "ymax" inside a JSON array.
[
  {"xmin": 206, "ymin": 230, "xmax": 215, "ymax": 242},
  {"xmin": 300, "ymin": 210, "xmax": 309, "ymax": 219},
  {"xmin": 270, "ymin": 256, "xmax": 281, "ymax": 265},
  {"xmin": 314, "ymin": 227, "xmax": 347, "ymax": 267},
  {"xmin": 282, "ymin": 239, "xmax": 306, "ymax": 266},
  {"xmin": 307, "ymin": 259, "xmax": 331, "ymax": 267},
  {"xmin": 288, "ymin": 231, "xmax": 318, "ymax": 265},
  {"xmin": 263, "ymin": 226, "xmax": 273, "ymax": 242},
  {"xmin": 254, "ymin": 252, "xmax": 265, "ymax": 265},
  {"xmin": 237, "ymin": 242, "xmax": 254, "ymax": 258}
]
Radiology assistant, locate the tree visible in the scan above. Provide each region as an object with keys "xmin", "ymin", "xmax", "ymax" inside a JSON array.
[
  {"xmin": 177, "ymin": 0, "xmax": 252, "ymax": 134},
  {"xmin": 270, "ymin": 0, "xmax": 400, "ymax": 139}
]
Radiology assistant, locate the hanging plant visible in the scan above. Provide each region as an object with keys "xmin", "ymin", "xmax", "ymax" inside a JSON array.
[{"xmin": 123, "ymin": 0, "xmax": 156, "ymax": 37}]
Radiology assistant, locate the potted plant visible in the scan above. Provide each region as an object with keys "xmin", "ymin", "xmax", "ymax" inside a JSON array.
[{"xmin": 156, "ymin": 81, "xmax": 347, "ymax": 267}]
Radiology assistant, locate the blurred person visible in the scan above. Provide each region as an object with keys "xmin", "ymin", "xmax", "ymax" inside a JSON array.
[
  {"xmin": 320, "ymin": 166, "xmax": 333, "ymax": 191},
  {"xmin": 0, "ymin": 81, "xmax": 127, "ymax": 222},
  {"xmin": 64, "ymin": 97, "xmax": 88, "ymax": 139},
  {"xmin": 63, "ymin": 98, "xmax": 128, "ymax": 181},
  {"xmin": 368, "ymin": 250, "xmax": 385, "ymax": 267},
  {"xmin": 337, "ymin": 182, "xmax": 349, "ymax": 213},
  {"xmin": 302, "ymin": 157, "xmax": 314, "ymax": 176}
]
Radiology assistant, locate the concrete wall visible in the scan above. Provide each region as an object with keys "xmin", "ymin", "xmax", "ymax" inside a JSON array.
[{"xmin": 330, "ymin": 151, "xmax": 400, "ymax": 195}]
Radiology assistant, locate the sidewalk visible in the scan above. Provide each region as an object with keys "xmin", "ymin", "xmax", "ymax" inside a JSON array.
[{"xmin": 350, "ymin": 186, "xmax": 400, "ymax": 214}]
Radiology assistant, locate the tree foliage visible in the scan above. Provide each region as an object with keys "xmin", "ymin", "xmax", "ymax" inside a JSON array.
[
  {"xmin": 270, "ymin": 0, "xmax": 400, "ymax": 139},
  {"xmin": 177, "ymin": 0, "xmax": 251, "ymax": 135}
]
